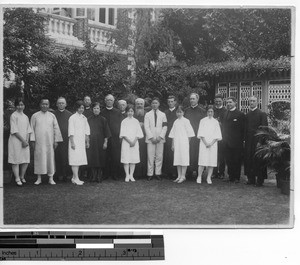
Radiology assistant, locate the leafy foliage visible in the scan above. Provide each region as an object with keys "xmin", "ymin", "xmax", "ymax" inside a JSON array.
[
  {"xmin": 160, "ymin": 8, "xmax": 291, "ymax": 64},
  {"xmin": 3, "ymin": 8, "xmax": 54, "ymax": 93},
  {"xmin": 255, "ymin": 126, "xmax": 290, "ymax": 180},
  {"xmin": 29, "ymin": 44, "xmax": 129, "ymax": 109}
]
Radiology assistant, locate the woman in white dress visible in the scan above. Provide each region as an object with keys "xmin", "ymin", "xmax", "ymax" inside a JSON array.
[
  {"xmin": 197, "ymin": 105, "xmax": 222, "ymax": 184},
  {"xmin": 68, "ymin": 100, "xmax": 90, "ymax": 185},
  {"xmin": 169, "ymin": 106, "xmax": 195, "ymax": 183},
  {"xmin": 120, "ymin": 105, "xmax": 144, "ymax": 182},
  {"xmin": 8, "ymin": 98, "xmax": 32, "ymax": 186}
]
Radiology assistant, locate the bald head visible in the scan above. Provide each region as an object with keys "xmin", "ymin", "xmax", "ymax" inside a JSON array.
[
  {"xmin": 105, "ymin": 94, "xmax": 115, "ymax": 108},
  {"xmin": 57, "ymin": 97, "xmax": 67, "ymax": 111}
]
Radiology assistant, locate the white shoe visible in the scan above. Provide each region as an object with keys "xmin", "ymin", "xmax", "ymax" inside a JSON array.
[
  {"xmin": 129, "ymin": 175, "xmax": 135, "ymax": 182},
  {"xmin": 125, "ymin": 175, "xmax": 130, "ymax": 182},
  {"xmin": 177, "ymin": 177, "xmax": 186, "ymax": 184},
  {"xmin": 71, "ymin": 179, "xmax": 84, "ymax": 185},
  {"xmin": 196, "ymin": 176, "xmax": 202, "ymax": 184},
  {"xmin": 48, "ymin": 179, "xmax": 56, "ymax": 185},
  {"xmin": 16, "ymin": 179, "xmax": 23, "ymax": 186},
  {"xmin": 207, "ymin": 177, "xmax": 212, "ymax": 184},
  {"xmin": 20, "ymin": 178, "xmax": 26, "ymax": 184},
  {"xmin": 173, "ymin": 177, "xmax": 180, "ymax": 183},
  {"xmin": 34, "ymin": 179, "xmax": 42, "ymax": 185}
]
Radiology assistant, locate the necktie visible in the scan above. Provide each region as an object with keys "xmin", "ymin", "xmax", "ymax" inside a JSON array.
[{"xmin": 154, "ymin": 110, "xmax": 157, "ymax": 127}]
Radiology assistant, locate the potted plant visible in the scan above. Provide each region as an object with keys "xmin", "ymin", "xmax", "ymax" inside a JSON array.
[{"xmin": 255, "ymin": 126, "xmax": 291, "ymax": 195}]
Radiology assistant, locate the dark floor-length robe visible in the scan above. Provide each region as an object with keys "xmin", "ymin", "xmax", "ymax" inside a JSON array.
[
  {"xmin": 100, "ymin": 107, "xmax": 123, "ymax": 179},
  {"xmin": 133, "ymin": 113, "xmax": 147, "ymax": 178},
  {"xmin": 163, "ymin": 108, "xmax": 177, "ymax": 177},
  {"xmin": 244, "ymin": 108, "xmax": 268, "ymax": 184},
  {"xmin": 54, "ymin": 109, "xmax": 72, "ymax": 178},
  {"xmin": 87, "ymin": 114, "xmax": 111, "ymax": 167},
  {"xmin": 83, "ymin": 107, "xmax": 93, "ymax": 118},
  {"xmin": 184, "ymin": 105, "xmax": 206, "ymax": 174}
]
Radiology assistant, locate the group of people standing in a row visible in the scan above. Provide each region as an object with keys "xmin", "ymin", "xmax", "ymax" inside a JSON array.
[{"xmin": 6, "ymin": 92, "xmax": 268, "ymax": 187}]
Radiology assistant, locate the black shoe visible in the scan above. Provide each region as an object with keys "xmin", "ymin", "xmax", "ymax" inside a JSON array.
[
  {"xmin": 156, "ymin": 175, "xmax": 162, "ymax": 181},
  {"xmin": 255, "ymin": 183, "xmax": 263, "ymax": 187},
  {"xmin": 219, "ymin": 174, "xmax": 225, "ymax": 179},
  {"xmin": 235, "ymin": 180, "xmax": 240, "ymax": 184},
  {"xmin": 112, "ymin": 175, "xmax": 119, "ymax": 181},
  {"xmin": 245, "ymin": 182, "xmax": 255, "ymax": 185},
  {"xmin": 147, "ymin": 176, "xmax": 153, "ymax": 181}
]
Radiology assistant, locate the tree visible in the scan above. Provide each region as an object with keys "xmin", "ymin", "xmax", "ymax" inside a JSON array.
[
  {"xmin": 30, "ymin": 43, "xmax": 129, "ymax": 109},
  {"xmin": 160, "ymin": 8, "xmax": 291, "ymax": 63},
  {"xmin": 3, "ymin": 8, "xmax": 54, "ymax": 102},
  {"xmin": 110, "ymin": 8, "xmax": 173, "ymax": 81},
  {"xmin": 206, "ymin": 9, "xmax": 291, "ymax": 59}
]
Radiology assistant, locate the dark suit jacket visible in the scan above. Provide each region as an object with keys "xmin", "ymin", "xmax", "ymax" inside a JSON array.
[{"xmin": 222, "ymin": 108, "xmax": 245, "ymax": 149}]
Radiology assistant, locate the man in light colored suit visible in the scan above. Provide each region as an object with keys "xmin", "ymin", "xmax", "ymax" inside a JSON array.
[{"xmin": 144, "ymin": 98, "xmax": 167, "ymax": 180}]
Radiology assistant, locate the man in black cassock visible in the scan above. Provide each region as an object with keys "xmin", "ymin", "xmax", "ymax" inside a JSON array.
[
  {"xmin": 133, "ymin": 98, "xmax": 148, "ymax": 179},
  {"xmin": 184, "ymin": 93, "xmax": 206, "ymax": 179},
  {"xmin": 83, "ymin": 95, "xmax": 93, "ymax": 118},
  {"xmin": 163, "ymin": 95, "xmax": 177, "ymax": 179},
  {"xmin": 244, "ymin": 96, "xmax": 268, "ymax": 187},
  {"xmin": 222, "ymin": 97, "xmax": 245, "ymax": 183},
  {"xmin": 213, "ymin": 94, "xmax": 227, "ymax": 179},
  {"xmin": 54, "ymin": 97, "xmax": 72, "ymax": 181},
  {"xmin": 100, "ymin": 94, "xmax": 123, "ymax": 180}
]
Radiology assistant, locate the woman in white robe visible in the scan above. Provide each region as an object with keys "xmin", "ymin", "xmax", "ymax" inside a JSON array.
[
  {"xmin": 197, "ymin": 105, "xmax": 222, "ymax": 184},
  {"xmin": 120, "ymin": 105, "xmax": 143, "ymax": 182},
  {"xmin": 8, "ymin": 98, "xmax": 32, "ymax": 186},
  {"xmin": 68, "ymin": 100, "xmax": 90, "ymax": 185},
  {"xmin": 168, "ymin": 106, "xmax": 195, "ymax": 183}
]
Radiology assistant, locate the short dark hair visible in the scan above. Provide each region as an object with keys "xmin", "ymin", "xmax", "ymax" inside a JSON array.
[
  {"xmin": 227, "ymin": 96, "xmax": 237, "ymax": 102},
  {"xmin": 40, "ymin": 98, "xmax": 49, "ymax": 104},
  {"xmin": 176, "ymin": 105, "xmax": 184, "ymax": 113},
  {"xmin": 214, "ymin": 94, "xmax": 223, "ymax": 100},
  {"xmin": 168, "ymin": 95, "xmax": 177, "ymax": 101},
  {"xmin": 75, "ymin": 100, "xmax": 85, "ymax": 110},
  {"xmin": 151, "ymin": 97, "xmax": 160, "ymax": 103},
  {"xmin": 92, "ymin": 102, "xmax": 101, "ymax": 109},
  {"xmin": 207, "ymin": 105, "xmax": 214, "ymax": 111},
  {"xmin": 125, "ymin": 104, "xmax": 135, "ymax": 113},
  {"xmin": 15, "ymin": 97, "xmax": 24, "ymax": 107}
]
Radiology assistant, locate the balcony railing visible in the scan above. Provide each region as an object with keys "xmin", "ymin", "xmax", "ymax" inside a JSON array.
[{"xmin": 38, "ymin": 12, "xmax": 123, "ymax": 53}]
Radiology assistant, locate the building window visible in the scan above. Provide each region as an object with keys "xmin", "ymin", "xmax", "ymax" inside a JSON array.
[
  {"xmin": 99, "ymin": 8, "xmax": 106, "ymax": 23},
  {"xmin": 108, "ymin": 8, "xmax": 115, "ymax": 25},
  {"xmin": 87, "ymin": 8, "xmax": 95, "ymax": 21},
  {"xmin": 76, "ymin": 8, "xmax": 85, "ymax": 17}
]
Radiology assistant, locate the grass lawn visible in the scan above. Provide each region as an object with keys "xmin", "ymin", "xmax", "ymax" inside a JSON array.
[{"xmin": 3, "ymin": 171, "xmax": 290, "ymax": 226}]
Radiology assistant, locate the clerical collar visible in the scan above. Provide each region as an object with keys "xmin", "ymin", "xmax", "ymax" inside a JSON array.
[
  {"xmin": 59, "ymin": 109, "xmax": 65, "ymax": 112},
  {"xmin": 215, "ymin": 106, "xmax": 223, "ymax": 109},
  {"xmin": 230, "ymin": 107, "xmax": 236, "ymax": 112},
  {"xmin": 106, "ymin": 107, "xmax": 113, "ymax": 110},
  {"xmin": 250, "ymin": 107, "xmax": 258, "ymax": 111},
  {"xmin": 191, "ymin": 104, "xmax": 198, "ymax": 109},
  {"xmin": 85, "ymin": 107, "xmax": 90, "ymax": 110},
  {"xmin": 169, "ymin": 107, "xmax": 176, "ymax": 111}
]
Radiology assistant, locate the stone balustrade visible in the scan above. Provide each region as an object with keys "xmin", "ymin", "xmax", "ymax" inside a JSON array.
[{"xmin": 38, "ymin": 12, "xmax": 123, "ymax": 53}]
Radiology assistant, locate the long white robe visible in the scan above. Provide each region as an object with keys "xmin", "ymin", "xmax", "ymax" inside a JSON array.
[
  {"xmin": 197, "ymin": 117, "xmax": 222, "ymax": 167},
  {"xmin": 8, "ymin": 111, "xmax": 32, "ymax": 164},
  {"xmin": 30, "ymin": 111, "xmax": 63, "ymax": 175},
  {"xmin": 120, "ymin": 117, "xmax": 144, "ymax": 164},
  {"xmin": 68, "ymin": 112, "xmax": 90, "ymax": 166},
  {"xmin": 168, "ymin": 117, "xmax": 195, "ymax": 166}
]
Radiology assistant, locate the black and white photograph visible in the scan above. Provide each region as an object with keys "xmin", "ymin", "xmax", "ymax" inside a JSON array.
[{"xmin": 1, "ymin": 4, "xmax": 294, "ymax": 228}]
